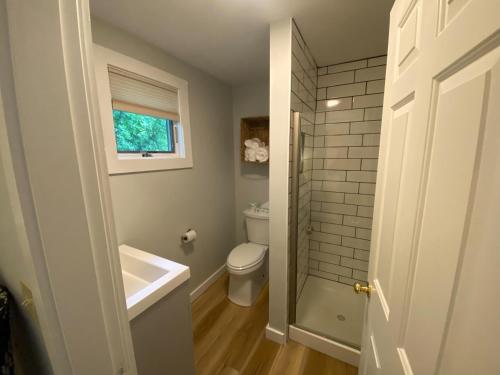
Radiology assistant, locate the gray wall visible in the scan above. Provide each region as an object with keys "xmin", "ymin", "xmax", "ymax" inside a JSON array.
[
  {"xmin": 91, "ymin": 19, "xmax": 236, "ymax": 293},
  {"xmin": 0, "ymin": 1, "xmax": 51, "ymax": 372},
  {"xmin": 232, "ymin": 81, "xmax": 269, "ymax": 244}
]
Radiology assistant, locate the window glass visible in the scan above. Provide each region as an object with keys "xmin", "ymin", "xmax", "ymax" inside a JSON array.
[{"xmin": 112, "ymin": 109, "xmax": 175, "ymax": 153}]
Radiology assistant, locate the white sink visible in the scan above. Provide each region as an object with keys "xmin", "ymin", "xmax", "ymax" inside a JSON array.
[{"xmin": 119, "ymin": 244, "xmax": 190, "ymax": 320}]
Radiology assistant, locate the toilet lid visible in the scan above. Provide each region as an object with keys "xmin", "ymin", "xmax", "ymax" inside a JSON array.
[{"xmin": 227, "ymin": 243, "xmax": 267, "ymax": 269}]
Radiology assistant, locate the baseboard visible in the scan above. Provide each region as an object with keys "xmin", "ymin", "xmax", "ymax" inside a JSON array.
[
  {"xmin": 265, "ymin": 324, "xmax": 286, "ymax": 344},
  {"xmin": 190, "ymin": 264, "xmax": 226, "ymax": 302},
  {"xmin": 289, "ymin": 325, "xmax": 360, "ymax": 367}
]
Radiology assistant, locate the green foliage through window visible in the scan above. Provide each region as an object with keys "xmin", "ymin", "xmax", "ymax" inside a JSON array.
[{"xmin": 112, "ymin": 109, "xmax": 175, "ymax": 153}]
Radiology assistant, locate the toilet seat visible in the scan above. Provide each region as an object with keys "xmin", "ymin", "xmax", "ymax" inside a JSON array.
[{"xmin": 227, "ymin": 243, "xmax": 267, "ymax": 272}]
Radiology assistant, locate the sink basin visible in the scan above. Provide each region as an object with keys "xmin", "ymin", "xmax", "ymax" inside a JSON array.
[{"xmin": 119, "ymin": 244, "xmax": 190, "ymax": 320}]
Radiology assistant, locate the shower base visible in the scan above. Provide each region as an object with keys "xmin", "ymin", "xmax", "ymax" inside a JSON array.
[{"xmin": 296, "ymin": 275, "xmax": 365, "ymax": 348}]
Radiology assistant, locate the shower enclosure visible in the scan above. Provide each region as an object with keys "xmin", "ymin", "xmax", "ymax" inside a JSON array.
[{"xmin": 287, "ymin": 21, "xmax": 385, "ymax": 356}]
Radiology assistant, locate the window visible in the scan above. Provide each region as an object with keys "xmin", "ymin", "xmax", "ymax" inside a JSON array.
[
  {"xmin": 112, "ymin": 110, "xmax": 175, "ymax": 154},
  {"xmin": 94, "ymin": 45, "xmax": 193, "ymax": 174}
]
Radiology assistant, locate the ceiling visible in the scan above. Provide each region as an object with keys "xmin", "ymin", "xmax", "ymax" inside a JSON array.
[{"xmin": 90, "ymin": 0, "xmax": 394, "ymax": 86}]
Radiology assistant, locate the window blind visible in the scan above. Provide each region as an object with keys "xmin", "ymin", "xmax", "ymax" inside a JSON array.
[{"xmin": 108, "ymin": 67, "xmax": 179, "ymax": 121}]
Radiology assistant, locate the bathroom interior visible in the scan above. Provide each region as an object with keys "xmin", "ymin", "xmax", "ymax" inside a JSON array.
[
  {"xmin": 1, "ymin": 0, "xmax": 498, "ymax": 374},
  {"xmin": 88, "ymin": 2, "xmax": 390, "ymax": 370}
]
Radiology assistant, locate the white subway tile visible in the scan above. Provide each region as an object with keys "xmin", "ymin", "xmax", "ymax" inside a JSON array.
[
  {"xmin": 338, "ymin": 276, "xmax": 357, "ymax": 285},
  {"xmin": 310, "ymin": 221, "xmax": 321, "ymax": 231},
  {"xmin": 310, "ymin": 250, "xmax": 340, "ymax": 265},
  {"xmin": 310, "ymin": 231, "xmax": 341, "ymax": 245},
  {"xmin": 356, "ymin": 228, "xmax": 372, "ymax": 240},
  {"xmin": 364, "ymin": 107, "xmax": 383, "ymax": 120},
  {"xmin": 323, "ymin": 181, "xmax": 359, "ymax": 193},
  {"xmin": 309, "ymin": 259, "xmax": 319, "ymax": 270},
  {"xmin": 314, "ymin": 136, "xmax": 325, "ymax": 147},
  {"xmin": 342, "ymin": 237, "xmax": 371, "ymax": 250},
  {"xmin": 315, "ymin": 123, "xmax": 350, "ymax": 136},
  {"xmin": 317, "ymin": 87, "xmax": 326, "ymax": 100},
  {"xmin": 321, "ymin": 223, "xmax": 356, "ymax": 237},
  {"xmin": 325, "ymin": 135, "xmax": 363, "ymax": 147},
  {"xmin": 317, "ymin": 66, "xmax": 327, "ymax": 75},
  {"xmin": 328, "ymin": 59, "xmax": 367, "ymax": 73},
  {"xmin": 354, "ymin": 249, "xmax": 370, "ymax": 261},
  {"xmin": 359, "ymin": 183, "xmax": 376, "ymax": 194},
  {"xmin": 355, "ymin": 65, "xmax": 386, "ymax": 82},
  {"xmin": 313, "ymin": 159, "xmax": 324, "ymax": 169},
  {"xmin": 327, "ymin": 83, "xmax": 366, "ymax": 99},
  {"xmin": 310, "ymin": 240, "xmax": 319, "ymax": 250},
  {"xmin": 319, "ymin": 262, "xmax": 353, "ymax": 277},
  {"xmin": 320, "ymin": 243, "xmax": 354, "ymax": 257},
  {"xmin": 353, "ymin": 269, "xmax": 368, "ymax": 281},
  {"xmin": 312, "ymin": 181, "xmax": 322, "ymax": 191},
  {"xmin": 345, "ymin": 193, "xmax": 374, "ymax": 206},
  {"xmin": 315, "ymin": 112, "xmax": 326, "ymax": 124},
  {"xmin": 322, "ymin": 202, "xmax": 357, "ymax": 215},
  {"xmin": 311, "ymin": 191, "xmax": 344, "ymax": 203},
  {"xmin": 348, "ymin": 146, "xmax": 380, "ymax": 158},
  {"xmin": 343, "ymin": 215, "xmax": 373, "ymax": 229},
  {"xmin": 357, "ymin": 206, "xmax": 374, "ymax": 218},
  {"xmin": 350, "ymin": 121, "xmax": 381, "ymax": 134},
  {"xmin": 313, "ymin": 147, "xmax": 349, "ymax": 158},
  {"xmin": 311, "ymin": 211, "xmax": 343, "ymax": 224},
  {"xmin": 318, "ymin": 71, "xmax": 355, "ymax": 88},
  {"xmin": 324, "ymin": 158, "xmax": 361, "ymax": 170},
  {"xmin": 347, "ymin": 171, "xmax": 378, "ymax": 183},
  {"xmin": 363, "ymin": 134, "xmax": 380, "ymax": 146},
  {"xmin": 312, "ymin": 169, "xmax": 346, "ymax": 181},
  {"xmin": 326, "ymin": 109, "xmax": 364, "ymax": 123},
  {"xmin": 311, "ymin": 201, "xmax": 321, "ymax": 211},
  {"xmin": 353, "ymin": 93, "xmax": 384, "ymax": 109},
  {"xmin": 361, "ymin": 159, "xmax": 378, "ymax": 171},
  {"xmin": 366, "ymin": 80, "xmax": 385, "ymax": 94},
  {"xmin": 316, "ymin": 98, "xmax": 352, "ymax": 112},
  {"xmin": 341, "ymin": 257, "xmax": 369, "ymax": 271},
  {"xmin": 367, "ymin": 56, "xmax": 387, "ymax": 67}
]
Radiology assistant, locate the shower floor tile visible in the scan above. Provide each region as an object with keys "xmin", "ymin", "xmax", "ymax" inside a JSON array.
[{"xmin": 296, "ymin": 275, "xmax": 365, "ymax": 348}]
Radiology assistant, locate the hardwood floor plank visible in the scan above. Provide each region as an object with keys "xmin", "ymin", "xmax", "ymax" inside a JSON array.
[{"xmin": 192, "ymin": 272, "xmax": 358, "ymax": 375}]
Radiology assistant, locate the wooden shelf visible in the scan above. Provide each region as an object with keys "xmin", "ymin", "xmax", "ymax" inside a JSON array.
[{"xmin": 240, "ymin": 116, "xmax": 269, "ymax": 163}]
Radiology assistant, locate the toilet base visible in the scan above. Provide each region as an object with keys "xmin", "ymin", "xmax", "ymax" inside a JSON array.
[{"xmin": 228, "ymin": 260, "xmax": 268, "ymax": 307}]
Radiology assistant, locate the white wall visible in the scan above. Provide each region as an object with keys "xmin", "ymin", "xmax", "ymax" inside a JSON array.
[
  {"xmin": 0, "ymin": 2, "xmax": 53, "ymax": 372},
  {"xmin": 91, "ymin": 19, "xmax": 236, "ymax": 294},
  {"xmin": 267, "ymin": 18, "xmax": 292, "ymax": 343},
  {"xmin": 232, "ymin": 81, "xmax": 269, "ymax": 244}
]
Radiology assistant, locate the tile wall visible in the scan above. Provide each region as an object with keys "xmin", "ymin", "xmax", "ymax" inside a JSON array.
[{"xmin": 308, "ymin": 56, "xmax": 387, "ymax": 286}]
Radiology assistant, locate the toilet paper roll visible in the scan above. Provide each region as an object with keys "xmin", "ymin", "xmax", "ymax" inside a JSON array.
[{"xmin": 182, "ymin": 229, "xmax": 197, "ymax": 243}]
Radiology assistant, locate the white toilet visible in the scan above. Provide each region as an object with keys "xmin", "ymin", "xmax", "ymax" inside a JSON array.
[{"xmin": 226, "ymin": 203, "xmax": 269, "ymax": 307}]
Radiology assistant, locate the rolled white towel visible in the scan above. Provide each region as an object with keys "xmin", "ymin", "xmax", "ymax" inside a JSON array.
[
  {"xmin": 255, "ymin": 147, "xmax": 269, "ymax": 162},
  {"xmin": 244, "ymin": 138, "xmax": 261, "ymax": 149},
  {"xmin": 245, "ymin": 148, "xmax": 257, "ymax": 162}
]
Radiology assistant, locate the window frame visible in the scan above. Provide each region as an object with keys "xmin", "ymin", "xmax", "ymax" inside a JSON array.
[{"xmin": 93, "ymin": 44, "xmax": 193, "ymax": 174}]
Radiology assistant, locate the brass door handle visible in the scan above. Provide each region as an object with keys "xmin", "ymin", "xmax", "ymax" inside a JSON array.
[{"xmin": 354, "ymin": 282, "xmax": 373, "ymax": 297}]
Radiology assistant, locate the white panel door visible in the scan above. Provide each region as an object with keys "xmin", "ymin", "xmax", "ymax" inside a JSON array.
[{"xmin": 359, "ymin": 0, "xmax": 500, "ymax": 374}]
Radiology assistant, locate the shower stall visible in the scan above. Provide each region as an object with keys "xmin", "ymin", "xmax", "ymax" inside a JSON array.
[{"xmin": 287, "ymin": 21, "xmax": 386, "ymax": 359}]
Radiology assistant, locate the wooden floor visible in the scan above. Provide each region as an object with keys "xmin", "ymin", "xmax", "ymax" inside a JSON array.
[{"xmin": 192, "ymin": 273, "xmax": 358, "ymax": 375}]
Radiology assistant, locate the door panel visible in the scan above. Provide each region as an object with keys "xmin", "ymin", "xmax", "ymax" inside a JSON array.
[{"xmin": 360, "ymin": 0, "xmax": 500, "ymax": 373}]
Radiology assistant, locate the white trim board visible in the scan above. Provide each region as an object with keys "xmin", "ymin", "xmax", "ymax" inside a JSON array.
[
  {"xmin": 265, "ymin": 324, "xmax": 287, "ymax": 345},
  {"xmin": 189, "ymin": 264, "xmax": 226, "ymax": 302},
  {"xmin": 289, "ymin": 325, "xmax": 360, "ymax": 367}
]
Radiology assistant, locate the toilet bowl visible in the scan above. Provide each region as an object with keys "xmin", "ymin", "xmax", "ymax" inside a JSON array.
[{"xmin": 226, "ymin": 203, "xmax": 269, "ymax": 307}]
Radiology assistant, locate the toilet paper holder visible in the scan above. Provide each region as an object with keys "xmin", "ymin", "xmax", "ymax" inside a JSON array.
[{"xmin": 181, "ymin": 229, "xmax": 197, "ymax": 243}]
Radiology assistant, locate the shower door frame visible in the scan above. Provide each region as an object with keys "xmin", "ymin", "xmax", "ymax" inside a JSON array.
[{"xmin": 287, "ymin": 112, "xmax": 361, "ymax": 367}]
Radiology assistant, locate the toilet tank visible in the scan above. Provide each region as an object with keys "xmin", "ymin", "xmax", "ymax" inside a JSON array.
[{"xmin": 244, "ymin": 206, "xmax": 269, "ymax": 245}]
